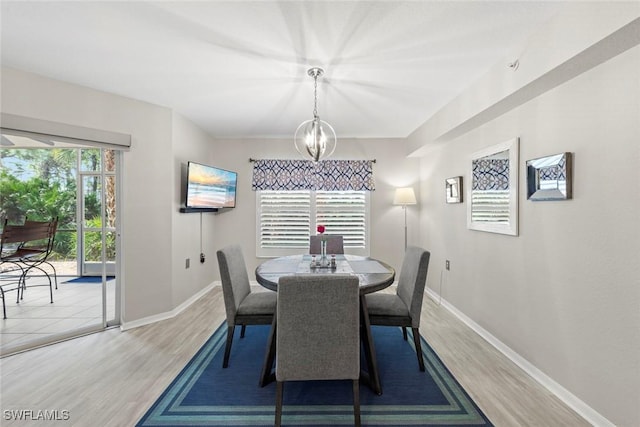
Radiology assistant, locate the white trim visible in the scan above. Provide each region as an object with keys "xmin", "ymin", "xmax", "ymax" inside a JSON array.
[
  {"xmin": 120, "ymin": 282, "xmax": 216, "ymax": 331},
  {"xmin": 425, "ymin": 287, "xmax": 614, "ymax": 427},
  {"xmin": 1, "ymin": 113, "xmax": 131, "ymax": 149}
]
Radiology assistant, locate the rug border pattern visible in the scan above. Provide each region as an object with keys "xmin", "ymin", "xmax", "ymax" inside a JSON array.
[{"xmin": 137, "ymin": 323, "xmax": 492, "ymax": 426}]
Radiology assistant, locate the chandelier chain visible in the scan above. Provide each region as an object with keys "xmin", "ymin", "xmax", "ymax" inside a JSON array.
[{"xmin": 313, "ymin": 73, "xmax": 318, "ymax": 118}]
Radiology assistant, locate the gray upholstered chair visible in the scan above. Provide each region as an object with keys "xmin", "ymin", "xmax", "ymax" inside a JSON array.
[
  {"xmin": 217, "ymin": 245, "xmax": 277, "ymax": 368},
  {"xmin": 275, "ymin": 274, "xmax": 360, "ymax": 427},
  {"xmin": 309, "ymin": 235, "xmax": 344, "ymax": 254},
  {"xmin": 366, "ymin": 246, "xmax": 430, "ymax": 371}
]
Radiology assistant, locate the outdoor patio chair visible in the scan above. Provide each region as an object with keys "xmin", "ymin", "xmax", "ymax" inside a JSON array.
[
  {"xmin": 24, "ymin": 217, "xmax": 59, "ymax": 289},
  {"xmin": 0, "ymin": 218, "xmax": 57, "ymax": 318}
]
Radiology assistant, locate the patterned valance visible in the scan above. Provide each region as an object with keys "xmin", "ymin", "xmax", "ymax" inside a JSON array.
[{"xmin": 251, "ymin": 159, "xmax": 375, "ymax": 191}]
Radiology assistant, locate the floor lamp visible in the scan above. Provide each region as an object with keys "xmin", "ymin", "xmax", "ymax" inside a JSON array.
[{"xmin": 393, "ymin": 187, "xmax": 417, "ymax": 251}]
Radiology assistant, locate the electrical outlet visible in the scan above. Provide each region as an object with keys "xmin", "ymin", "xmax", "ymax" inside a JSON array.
[
  {"xmin": 200, "ymin": 253, "xmax": 205, "ymax": 263},
  {"xmin": 445, "ymin": 260, "xmax": 450, "ymax": 271},
  {"xmin": 185, "ymin": 258, "xmax": 190, "ymax": 269}
]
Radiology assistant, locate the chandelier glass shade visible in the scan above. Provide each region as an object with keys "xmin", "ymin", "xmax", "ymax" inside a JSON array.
[{"xmin": 294, "ymin": 67, "xmax": 337, "ymax": 162}]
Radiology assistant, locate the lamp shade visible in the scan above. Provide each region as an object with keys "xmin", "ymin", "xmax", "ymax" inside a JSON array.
[{"xmin": 393, "ymin": 187, "xmax": 417, "ymax": 205}]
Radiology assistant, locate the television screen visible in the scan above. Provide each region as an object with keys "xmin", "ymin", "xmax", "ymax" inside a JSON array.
[{"xmin": 185, "ymin": 162, "xmax": 237, "ymax": 209}]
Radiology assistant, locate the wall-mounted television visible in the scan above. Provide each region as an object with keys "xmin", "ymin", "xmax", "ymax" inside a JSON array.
[{"xmin": 184, "ymin": 161, "xmax": 237, "ymax": 209}]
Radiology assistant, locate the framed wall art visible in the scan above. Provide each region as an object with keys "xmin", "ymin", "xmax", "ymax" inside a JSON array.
[
  {"xmin": 467, "ymin": 137, "xmax": 519, "ymax": 236},
  {"xmin": 526, "ymin": 152, "xmax": 572, "ymax": 201},
  {"xmin": 445, "ymin": 176, "xmax": 462, "ymax": 203}
]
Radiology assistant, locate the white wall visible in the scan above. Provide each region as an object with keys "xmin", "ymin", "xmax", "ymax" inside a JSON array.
[
  {"xmin": 205, "ymin": 137, "xmax": 420, "ymax": 278},
  {"xmin": 415, "ymin": 41, "xmax": 639, "ymax": 427},
  {"xmin": 171, "ymin": 112, "xmax": 219, "ymax": 307}
]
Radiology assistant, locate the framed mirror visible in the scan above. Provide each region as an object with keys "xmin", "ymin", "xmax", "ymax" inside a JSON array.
[
  {"xmin": 446, "ymin": 176, "xmax": 462, "ymax": 203},
  {"xmin": 526, "ymin": 152, "xmax": 572, "ymax": 201},
  {"xmin": 467, "ymin": 137, "xmax": 519, "ymax": 236}
]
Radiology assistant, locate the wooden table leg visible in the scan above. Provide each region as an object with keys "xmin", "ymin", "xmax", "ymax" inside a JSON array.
[
  {"xmin": 259, "ymin": 315, "xmax": 277, "ymax": 387},
  {"xmin": 359, "ymin": 294, "xmax": 382, "ymax": 395}
]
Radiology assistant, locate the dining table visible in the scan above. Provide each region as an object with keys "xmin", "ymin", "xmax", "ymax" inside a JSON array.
[{"xmin": 255, "ymin": 254, "xmax": 395, "ymax": 395}]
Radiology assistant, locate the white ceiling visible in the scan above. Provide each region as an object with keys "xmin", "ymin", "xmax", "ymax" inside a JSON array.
[{"xmin": 1, "ymin": 1, "xmax": 566, "ymax": 140}]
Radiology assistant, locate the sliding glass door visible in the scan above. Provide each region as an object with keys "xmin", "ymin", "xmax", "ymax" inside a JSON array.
[
  {"xmin": 0, "ymin": 134, "xmax": 121, "ymax": 354},
  {"xmin": 79, "ymin": 149, "xmax": 116, "ymax": 278}
]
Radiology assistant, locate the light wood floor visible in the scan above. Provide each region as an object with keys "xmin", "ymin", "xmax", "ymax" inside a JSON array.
[{"xmin": 0, "ymin": 285, "xmax": 589, "ymax": 426}]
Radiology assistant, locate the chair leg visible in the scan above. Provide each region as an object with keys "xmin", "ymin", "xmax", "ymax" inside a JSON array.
[
  {"xmin": 412, "ymin": 327, "xmax": 425, "ymax": 372},
  {"xmin": 402, "ymin": 327, "xmax": 408, "ymax": 341},
  {"xmin": 20, "ymin": 273, "xmax": 31, "ymax": 302},
  {"xmin": 46, "ymin": 261, "xmax": 58, "ymax": 290},
  {"xmin": 240, "ymin": 324, "xmax": 246, "ymax": 338},
  {"xmin": 352, "ymin": 379, "xmax": 361, "ymax": 427},
  {"xmin": 275, "ymin": 381, "xmax": 284, "ymax": 427},
  {"xmin": 1, "ymin": 288, "xmax": 6, "ymax": 319},
  {"xmin": 17, "ymin": 278, "xmax": 24, "ymax": 303},
  {"xmin": 222, "ymin": 325, "xmax": 235, "ymax": 368},
  {"xmin": 17, "ymin": 269, "xmax": 28, "ymax": 302},
  {"xmin": 260, "ymin": 315, "xmax": 277, "ymax": 387}
]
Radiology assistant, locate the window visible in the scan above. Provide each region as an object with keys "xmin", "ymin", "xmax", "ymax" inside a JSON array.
[{"xmin": 256, "ymin": 190, "xmax": 369, "ymax": 257}]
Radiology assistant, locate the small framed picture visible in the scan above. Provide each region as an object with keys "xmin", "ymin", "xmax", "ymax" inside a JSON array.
[
  {"xmin": 446, "ymin": 176, "xmax": 463, "ymax": 204},
  {"xmin": 526, "ymin": 152, "xmax": 572, "ymax": 201}
]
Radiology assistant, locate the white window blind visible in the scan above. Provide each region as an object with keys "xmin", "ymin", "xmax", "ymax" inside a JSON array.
[
  {"xmin": 258, "ymin": 191, "xmax": 311, "ymax": 250},
  {"xmin": 257, "ymin": 190, "xmax": 369, "ymax": 257},
  {"xmin": 316, "ymin": 191, "xmax": 366, "ymax": 248}
]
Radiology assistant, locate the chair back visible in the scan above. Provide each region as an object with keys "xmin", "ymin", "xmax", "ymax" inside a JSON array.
[
  {"xmin": 24, "ymin": 217, "xmax": 58, "ymax": 255},
  {"xmin": 1, "ymin": 218, "xmax": 57, "ymax": 259},
  {"xmin": 217, "ymin": 245, "xmax": 252, "ymax": 325},
  {"xmin": 276, "ymin": 274, "xmax": 359, "ymax": 382},
  {"xmin": 1, "ymin": 221, "xmax": 48, "ymax": 245},
  {"xmin": 396, "ymin": 246, "xmax": 431, "ymax": 327},
  {"xmin": 309, "ymin": 235, "xmax": 345, "ymax": 255}
]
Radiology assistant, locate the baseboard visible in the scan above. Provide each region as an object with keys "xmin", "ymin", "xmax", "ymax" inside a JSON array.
[
  {"xmin": 425, "ymin": 288, "xmax": 614, "ymax": 427},
  {"xmin": 121, "ymin": 282, "xmax": 218, "ymax": 331}
]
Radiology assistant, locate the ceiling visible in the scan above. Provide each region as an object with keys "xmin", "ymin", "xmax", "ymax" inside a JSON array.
[{"xmin": 1, "ymin": 1, "xmax": 566, "ymax": 140}]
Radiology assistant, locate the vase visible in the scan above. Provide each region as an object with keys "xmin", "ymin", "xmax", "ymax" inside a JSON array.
[{"xmin": 320, "ymin": 239, "xmax": 328, "ymax": 266}]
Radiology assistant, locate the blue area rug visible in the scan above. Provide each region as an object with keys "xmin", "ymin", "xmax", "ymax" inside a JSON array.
[
  {"xmin": 137, "ymin": 323, "xmax": 493, "ymax": 426},
  {"xmin": 62, "ymin": 276, "xmax": 114, "ymax": 283}
]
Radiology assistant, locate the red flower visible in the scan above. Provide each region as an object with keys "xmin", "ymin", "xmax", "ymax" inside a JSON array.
[{"xmin": 317, "ymin": 225, "xmax": 325, "ymax": 234}]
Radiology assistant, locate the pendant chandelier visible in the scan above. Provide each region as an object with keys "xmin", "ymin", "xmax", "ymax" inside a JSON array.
[{"xmin": 294, "ymin": 67, "xmax": 337, "ymax": 162}]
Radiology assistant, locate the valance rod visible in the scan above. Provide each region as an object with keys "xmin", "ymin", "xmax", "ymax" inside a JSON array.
[{"xmin": 249, "ymin": 157, "xmax": 376, "ymax": 163}]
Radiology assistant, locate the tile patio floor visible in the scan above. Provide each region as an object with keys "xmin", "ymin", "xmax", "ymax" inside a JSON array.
[{"xmin": 0, "ymin": 262, "xmax": 116, "ymax": 355}]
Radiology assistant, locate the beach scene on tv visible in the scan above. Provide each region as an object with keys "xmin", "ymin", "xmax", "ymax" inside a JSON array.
[{"xmin": 187, "ymin": 163, "xmax": 237, "ymax": 208}]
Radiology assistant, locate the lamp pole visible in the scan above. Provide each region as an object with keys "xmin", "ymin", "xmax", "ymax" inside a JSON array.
[
  {"xmin": 393, "ymin": 187, "xmax": 417, "ymax": 252},
  {"xmin": 403, "ymin": 204, "xmax": 408, "ymax": 251}
]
